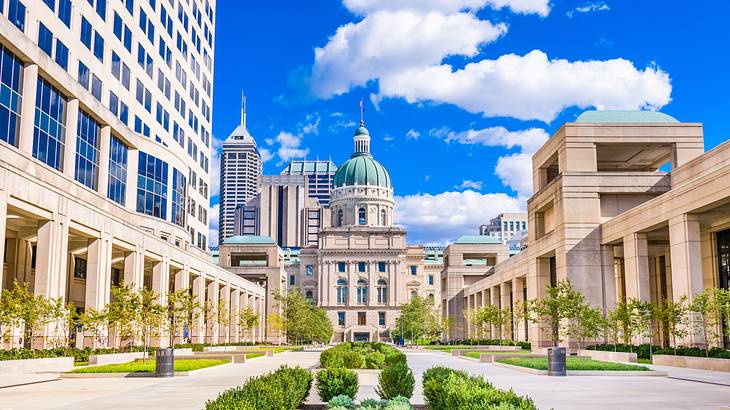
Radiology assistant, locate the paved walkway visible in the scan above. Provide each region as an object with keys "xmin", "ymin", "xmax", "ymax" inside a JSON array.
[
  {"xmin": 406, "ymin": 350, "xmax": 730, "ymax": 410},
  {"xmin": 0, "ymin": 351, "xmax": 320, "ymax": 410}
]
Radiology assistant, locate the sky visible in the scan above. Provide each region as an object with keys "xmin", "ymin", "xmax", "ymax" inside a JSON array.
[{"xmin": 207, "ymin": 0, "xmax": 730, "ymax": 246}]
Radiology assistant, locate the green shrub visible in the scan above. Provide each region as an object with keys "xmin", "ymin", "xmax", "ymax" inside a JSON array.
[
  {"xmin": 317, "ymin": 367, "xmax": 359, "ymax": 402},
  {"xmin": 364, "ymin": 352, "xmax": 385, "ymax": 369},
  {"xmin": 359, "ymin": 398, "xmax": 388, "ymax": 410},
  {"xmin": 383, "ymin": 396, "xmax": 412, "ymax": 410},
  {"xmin": 343, "ymin": 351, "xmax": 364, "ymax": 369},
  {"xmin": 327, "ymin": 394, "xmax": 355, "ymax": 409},
  {"xmin": 424, "ymin": 371, "xmax": 536, "ymax": 410},
  {"xmin": 422, "ymin": 367, "xmax": 468, "ymax": 408},
  {"xmin": 376, "ymin": 362, "xmax": 414, "ymax": 400},
  {"xmin": 205, "ymin": 366, "xmax": 311, "ymax": 410}
]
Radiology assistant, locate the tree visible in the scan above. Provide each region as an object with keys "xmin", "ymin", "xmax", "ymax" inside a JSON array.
[
  {"xmin": 689, "ymin": 289, "xmax": 720, "ymax": 355},
  {"xmin": 79, "ymin": 307, "xmax": 107, "ymax": 348},
  {"xmin": 138, "ymin": 288, "xmax": 165, "ymax": 361},
  {"xmin": 201, "ymin": 299, "xmax": 217, "ymax": 345},
  {"xmin": 610, "ymin": 300, "xmax": 635, "ymax": 346},
  {"xmin": 177, "ymin": 289, "xmax": 200, "ymax": 345},
  {"xmin": 46, "ymin": 298, "xmax": 78, "ymax": 352},
  {"xmin": 475, "ymin": 304, "xmax": 503, "ymax": 342},
  {"xmin": 273, "ymin": 290, "xmax": 332, "ymax": 344},
  {"xmin": 238, "ymin": 306, "xmax": 259, "ymax": 342},
  {"xmin": 5, "ymin": 281, "xmax": 53, "ymax": 349},
  {"xmin": 568, "ymin": 304, "xmax": 602, "ymax": 351},
  {"xmin": 716, "ymin": 289, "xmax": 730, "ymax": 346},
  {"xmin": 217, "ymin": 297, "xmax": 230, "ymax": 344},
  {"xmin": 267, "ymin": 312, "xmax": 286, "ymax": 345},
  {"xmin": 528, "ymin": 280, "xmax": 585, "ymax": 347},
  {"xmin": 631, "ymin": 299, "xmax": 656, "ymax": 356},
  {"xmin": 656, "ymin": 296, "xmax": 688, "ymax": 354},
  {"xmin": 512, "ymin": 300, "xmax": 529, "ymax": 342},
  {"xmin": 165, "ymin": 288, "xmax": 196, "ymax": 348},
  {"xmin": 393, "ymin": 295, "xmax": 441, "ymax": 343},
  {"xmin": 107, "ymin": 284, "xmax": 139, "ymax": 351}
]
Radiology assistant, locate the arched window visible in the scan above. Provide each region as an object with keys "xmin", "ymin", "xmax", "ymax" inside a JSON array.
[
  {"xmin": 427, "ymin": 293, "xmax": 434, "ymax": 303},
  {"xmin": 337, "ymin": 209, "xmax": 344, "ymax": 226},
  {"xmin": 358, "ymin": 207, "xmax": 366, "ymax": 225},
  {"xmin": 305, "ymin": 290, "xmax": 314, "ymax": 302},
  {"xmin": 410, "ymin": 290, "xmax": 418, "ymax": 300},
  {"xmin": 336, "ymin": 279, "xmax": 348, "ymax": 304},
  {"xmin": 376, "ymin": 279, "xmax": 388, "ymax": 304},
  {"xmin": 380, "ymin": 209, "xmax": 386, "ymax": 226},
  {"xmin": 356, "ymin": 279, "xmax": 368, "ymax": 304}
]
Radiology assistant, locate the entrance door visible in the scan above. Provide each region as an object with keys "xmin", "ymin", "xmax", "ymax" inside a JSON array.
[
  {"xmin": 717, "ymin": 230, "xmax": 730, "ymax": 348},
  {"xmin": 354, "ymin": 332, "xmax": 370, "ymax": 342}
]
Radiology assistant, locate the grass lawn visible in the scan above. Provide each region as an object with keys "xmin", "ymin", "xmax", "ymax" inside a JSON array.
[
  {"xmin": 68, "ymin": 359, "xmax": 227, "ymax": 374},
  {"xmin": 424, "ymin": 345, "xmax": 507, "ymax": 352},
  {"xmin": 245, "ymin": 353, "xmax": 264, "ymax": 359},
  {"xmin": 463, "ymin": 351, "xmax": 530, "ymax": 359},
  {"xmin": 638, "ymin": 358, "xmax": 652, "ymax": 365},
  {"xmin": 496, "ymin": 356, "xmax": 650, "ymax": 371}
]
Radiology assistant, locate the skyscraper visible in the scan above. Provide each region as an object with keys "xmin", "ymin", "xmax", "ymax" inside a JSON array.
[
  {"xmin": 280, "ymin": 160, "xmax": 337, "ymax": 207},
  {"xmin": 219, "ymin": 100, "xmax": 262, "ymax": 244}
]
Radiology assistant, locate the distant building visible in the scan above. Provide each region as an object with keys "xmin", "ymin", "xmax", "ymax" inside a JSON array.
[
  {"xmin": 219, "ymin": 104, "xmax": 262, "ymax": 244},
  {"xmin": 280, "ymin": 160, "xmax": 337, "ymax": 207},
  {"xmin": 479, "ymin": 213, "xmax": 528, "ymax": 244}
]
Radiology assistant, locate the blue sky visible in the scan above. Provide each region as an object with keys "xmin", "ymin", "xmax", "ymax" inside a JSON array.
[{"xmin": 208, "ymin": 0, "xmax": 730, "ymax": 245}]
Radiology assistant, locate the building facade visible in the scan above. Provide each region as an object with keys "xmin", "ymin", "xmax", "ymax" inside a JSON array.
[
  {"xmin": 218, "ymin": 105, "xmax": 262, "ymax": 244},
  {"xmin": 479, "ymin": 213, "xmax": 528, "ymax": 244},
  {"xmin": 280, "ymin": 160, "xmax": 337, "ymax": 208},
  {"xmin": 0, "ymin": 0, "xmax": 266, "ymax": 348},
  {"xmin": 453, "ymin": 110, "xmax": 730, "ymax": 350}
]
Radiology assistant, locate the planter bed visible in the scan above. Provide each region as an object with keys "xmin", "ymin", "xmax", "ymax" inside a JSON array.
[
  {"xmin": 450, "ymin": 346, "xmax": 521, "ymax": 356},
  {"xmin": 65, "ymin": 359, "xmax": 227, "ymax": 377},
  {"xmin": 494, "ymin": 357, "xmax": 665, "ymax": 376},
  {"xmin": 0, "ymin": 356, "xmax": 74, "ymax": 373},
  {"xmin": 88, "ymin": 352, "xmax": 148, "ymax": 366},
  {"xmin": 494, "ymin": 361, "xmax": 666, "ymax": 376},
  {"xmin": 578, "ymin": 349, "xmax": 638, "ymax": 363},
  {"xmin": 471, "ymin": 352, "xmax": 544, "ymax": 362},
  {"xmin": 202, "ymin": 346, "xmax": 276, "ymax": 356},
  {"xmin": 176, "ymin": 352, "xmax": 264, "ymax": 363},
  {"xmin": 652, "ymin": 355, "xmax": 730, "ymax": 372}
]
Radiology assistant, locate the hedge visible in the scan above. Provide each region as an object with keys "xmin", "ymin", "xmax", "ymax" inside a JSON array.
[
  {"xmin": 205, "ymin": 366, "xmax": 312, "ymax": 410},
  {"xmin": 376, "ymin": 362, "xmax": 414, "ymax": 400},
  {"xmin": 328, "ymin": 395, "xmax": 413, "ymax": 410},
  {"xmin": 317, "ymin": 367, "xmax": 359, "ymax": 401},
  {"xmin": 433, "ymin": 339, "xmax": 532, "ymax": 351},
  {"xmin": 320, "ymin": 342, "xmax": 406, "ymax": 370},
  {"xmin": 422, "ymin": 366, "xmax": 536, "ymax": 410},
  {"xmin": 0, "ymin": 346, "xmax": 151, "ymax": 363},
  {"xmin": 586, "ymin": 344, "xmax": 730, "ymax": 360}
]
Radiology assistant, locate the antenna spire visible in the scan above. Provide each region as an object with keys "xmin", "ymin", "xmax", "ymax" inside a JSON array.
[
  {"xmin": 359, "ymin": 98, "xmax": 364, "ymax": 126},
  {"xmin": 241, "ymin": 92, "xmax": 247, "ymax": 128}
]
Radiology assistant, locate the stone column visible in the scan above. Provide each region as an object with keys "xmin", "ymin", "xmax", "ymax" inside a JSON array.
[
  {"xmin": 219, "ymin": 284, "xmax": 230, "ymax": 344},
  {"xmin": 173, "ymin": 267, "xmax": 190, "ymax": 344},
  {"xmin": 0, "ymin": 193, "xmax": 6, "ymax": 289},
  {"xmin": 669, "ymin": 214, "xmax": 704, "ymax": 346},
  {"xmin": 152, "ymin": 258, "xmax": 170, "ymax": 305},
  {"xmin": 207, "ymin": 281, "xmax": 219, "ymax": 344},
  {"xmin": 18, "ymin": 64, "xmax": 38, "ymax": 156},
  {"xmin": 512, "ymin": 277, "xmax": 526, "ymax": 341},
  {"xmin": 33, "ymin": 215, "xmax": 69, "ymax": 348},
  {"xmin": 97, "ymin": 126, "xmax": 111, "ymax": 196},
  {"xmin": 123, "ymin": 248, "xmax": 144, "ymax": 291},
  {"xmin": 490, "ymin": 287, "xmax": 500, "ymax": 340},
  {"xmin": 62, "ymin": 99, "xmax": 79, "ymax": 179},
  {"xmin": 388, "ymin": 261, "xmax": 396, "ymax": 306},
  {"xmin": 527, "ymin": 257, "xmax": 552, "ymax": 349},
  {"xmin": 230, "ymin": 288, "xmax": 240, "ymax": 342},
  {"xmin": 623, "ymin": 232, "xmax": 651, "ymax": 302},
  {"xmin": 84, "ymin": 233, "xmax": 113, "ymax": 348},
  {"xmin": 191, "ymin": 275, "xmax": 206, "ymax": 343},
  {"xmin": 125, "ymin": 149, "xmax": 139, "ymax": 211},
  {"xmin": 500, "ymin": 281, "xmax": 512, "ymax": 340}
]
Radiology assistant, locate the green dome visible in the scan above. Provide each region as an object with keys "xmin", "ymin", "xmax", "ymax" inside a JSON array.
[
  {"xmin": 354, "ymin": 126, "xmax": 370, "ymax": 136},
  {"xmin": 333, "ymin": 154, "xmax": 391, "ymax": 189}
]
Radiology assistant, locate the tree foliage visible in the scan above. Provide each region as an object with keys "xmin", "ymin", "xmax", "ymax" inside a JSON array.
[
  {"xmin": 273, "ymin": 290, "xmax": 333, "ymax": 344},
  {"xmin": 393, "ymin": 295, "xmax": 442, "ymax": 342}
]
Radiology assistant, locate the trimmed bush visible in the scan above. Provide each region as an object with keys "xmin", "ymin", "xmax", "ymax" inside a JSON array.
[
  {"xmin": 328, "ymin": 394, "xmax": 356, "ymax": 409},
  {"xmin": 205, "ymin": 366, "xmax": 312, "ymax": 410},
  {"xmin": 587, "ymin": 343, "xmax": 730, "ymax": 360},
  {"xmin": 364, "ymin": 352, "xmax": 385, "ymax": 369},
  {"xmin": 321, "ymin": 342, "xmax": 404, "ymax": 370},
  {"xmin": 434, "ymin": 339, "xmax": 532, "ymax": 351},
  {"xmin": 344, "ymin": 351, "xmax": 365, "ymax": 369},
  {"xmin": 376, "ymin": 362, "xmax": 414, "ymax": 400},
  {"xmin": 422, "ymin": 367, "xmax": 468, "ymax": 408},
  {"xmin": 317, "ymin": 367, "xmax": 359, "ymax": 402}
]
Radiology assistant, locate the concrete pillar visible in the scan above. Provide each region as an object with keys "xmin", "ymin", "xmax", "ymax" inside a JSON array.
[
  {"xmin": 123, "ymin": 249, "xmax": 143, "ymax": 290},
  {"xmin": 97, "ymin": 126, "xmax": 111, "ymax": 196},
  {"xmin": 230, "ymin": 289, "xmax": 240, "ymax": 342},
  {"xmin": 0, "ymin": 193, "xmax": 6, "ymax": 288},
  {"xmin": 600, "ymin": 244, "xmax": 618, "ymax": 313},
  {"xmin": 152, "ymin": 258, "xmax": 170, "ymax": 305},
  {"xmin": 623, "ymin": 232, "xmax": 651, "ymax": 302},
  {"xmin": 500, "ymin": 282, "xmax": 512, "ymax": 340},
  {"xmin": 207, "ymin": 281, "xmax": 219, "ymax": 344},
  {"xmin": 527, "ymin": 257, "xmax": 552, "ymax": 348},
  {"xmin": 219, "ymin": 284, "xmax": 230, "ymax": 343},
  {"xmin": 669, "ymin": 214, "xmax": 704, "ymax": 346},
  {"xmin": 18, "ymin": 64, "xmax": 38, "ymax": 156},
  {"xmin": 191, "ymin": 275, "xmax": 206, "ymax": 343},
  {"xmin": 62, "ymin": 99, "xmax": 79, "ymax": 179},
  {"xmin": 33, "ymin": 216, "xmax": 69, "ymax": 348},
  {"xmin": 512, "ymin": 277, "xmax": 526, "ymax": 341},
  {"xmin": 84, "ymin": 233, "xmax": 113, "ymax": 348},
  {"xmin": 125, "ymin": 149, "xmax": 139, "ymax": 211},
  {"xmin": 388, "ymin": 261, "xmax": 396, "ymax": 306},
  {"xmin": 490, "ymin": 287, "xmax": 500, "ymax": 339}
]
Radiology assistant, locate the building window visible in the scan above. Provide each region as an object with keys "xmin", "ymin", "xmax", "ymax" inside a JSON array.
[
  {"xmin": 306, "ymin": 265, "xmax": 314, "ymax": 276},
  {"xmin": 111, "ymin": 267, "xmax": 121, "ymax": 286},
  {"xmin": 380, "ymin": 209, "xmax": 386, "ymax": 226},
  {"xmin": 305, "ymin": 290, "xmax": 314, "ymax": 302},
  {"xmin": 357, "ymin": 312, "xmax": 366, "ymax": 326},
  {"xmin": 337, "ymin": 262, "xmax": 346, "ymax": 273},
  {"xmin": 289, "ymin": 275, "xmax": 295, "ymax": 286},
  {"xmin": 358, "ymin": 262, "xmax": 366, "ymax": 273},
  {"xmin": 136, "ymin": 152, "xmax": 168, "ymax": 220},
  {"xmin": 356, "ymin": 279, "xmax": 367, "ymax": 305},
  {"xmin": 75, "ymin": 111, "xmax": 101, "ymax": 190},
  {"xmin": 410, "ymin": 290, "xmax": 417, "ymax": 299},
  {"xmin": 337, "ymin": 209, "xmax": 343, "ymax": 226},
  {"xmin": 8, "ymin": 0, "xmax": 26, "ymax": 31},
  {"xmin": 378, "ymin": 262, "xmax": 386, "ymax": 272},
  {"xmin": 358, "ymin": 207, "xmax": 366, "ymax": 225},
  {"xmin": 376, "ymin": 279, "xmax": 388, "ymax": 304},
  {"xmin": 378, "ymin": 312, "xmax": 385, "ymax": 326},
  {"xmin": 410, "ymin": 265, "xmax": 417, "ymax": 276},
  {"xmin": 336, "ymin": 279, "xmax": 347, "ymax": 304},
  {"xmin": 73, "ymin": 257, "xmax": 87, "ymax": 279},
  {"xmin": 337, "ymin": 311, "xmax": 345, "ymax": 326},
  {"xmin": 33, "ymin": 78, "xmax": 66, "ymax": 171},
  {"xmin": 171, "ymin": 168, "xmax": 186, "ymax": 227},
  {"xmin": 428, "ymin": 293, "xmax": 435, "ymax": 303},
  {"xmin": 107, "ymin": 135, "xmax": 127, "ymax": 205},
  {"xmin": 428, "ymin": 274, "xmax": 434, "ymax": 285},
  {"xmin": 0, "ymin": 45, "xmax": 23, "ymax": 147}
]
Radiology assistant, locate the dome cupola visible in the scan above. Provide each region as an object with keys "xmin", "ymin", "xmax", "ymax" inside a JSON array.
[{"xmin": 333, "ymin": 120, "xmax": 391, "ymax": 189}]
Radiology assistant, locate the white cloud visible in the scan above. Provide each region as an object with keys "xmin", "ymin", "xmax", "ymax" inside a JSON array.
[
  {"xmin": 300, "ymin": 114, "xmax": 321, "ymax": 135},
  {"xmin": 208, "ymin": 203, "xmax": 220, "ymax": 248},
  {"xmin": 376, "ymin": 50, "xmax": 672, "ymax": 122},
  {"xmin": 259, "ymin": 148, "xmax": 273, "ymax": 163},
  {"xmin": 567, "ymin": 2, "xmax": 610, "ymax": 17},
  {"xmin": 264, "ymin": 138, "xmax": 274, "ymax": 146},
  {"xmin": 383, "ymin": 135, "xmax": 394, "ymax": 141},
  {"xmin": 455, "ymin": 179, "xmax": 483, "ymax": 190},
  {"xmin": 210, "ymin": 147, "xmax": 222, "ymax": 197},
  {"xmin": 312, "ymin": 10, "xmax": 507, "ymax": 97},
  {"xmin": 394, "ymin": 190, "xmax": 524, "ymax": 243},
  {"xmin": 343, "ymin": 0, "xmax": 550, "ymax": 16},
  {"xmin": 495, "ymin": 153, "xmax": 533, "ymax": 196},
  {"xmin": 406, "ymin": 129, "xmax": 421, "ymax": 139},
  {"xmin": 275, "ymin": 131, "xmax": 310, "ymax": 164},
  {"xmin": 432, "ymin": 126, "xmax": 549, "ymax": 153}
]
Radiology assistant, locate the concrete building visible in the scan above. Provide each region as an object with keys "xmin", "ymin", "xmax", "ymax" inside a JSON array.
[
  {"xmin": 453, "ymin": 110, "xmax": 730, "ymax": 350},
  {"xmin": 280, "ymin": 160, "xmax": 337, "ymax": 208},
  {"xmin": 0, "ymin": 0, "xmax": 266, "ymax": 348},
  {"xmin": 218, "ymin": 103, "xmax": 262, "ymax": 244},
  {"xmin": 479, "ymin": 213, "xmax": 528, "ymax": 244}
]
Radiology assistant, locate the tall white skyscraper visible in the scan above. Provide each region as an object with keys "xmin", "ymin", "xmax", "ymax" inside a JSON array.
[{"xmin": 219, "ymin": 101, "xmax": 261, "ymax": 244}]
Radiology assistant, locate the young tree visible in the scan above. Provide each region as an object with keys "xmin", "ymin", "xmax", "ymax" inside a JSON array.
[
  {"xmin": 177, "ymin": 289, "xmax": 200, "ymax": 345},
  {"xmin": 656, "ymin": 296, "xmax": 689, "ymax": 355},
  {"xmin": 201, "ymin": 299, "xmax": 217, "ymax": 345},
  {"xmin": 689, "ymin": 288, "xmax": 719, "ymax": 356},
  {"xmin": 267, "ymin": 312, "xmax": 286, "ymax": 345},
  {"xmin": 217, "ymin": 297, "xmax": 230, "ymax": 344},
  {"xmin": 716, "ymin": 289, "xmax": 730, "ymax": 346},
  {"xmin": 476, "ymin": 304, "xmax": 503, "ymax": 343},
  {"xmin": 631, "ymin": 299, "xmax": 656, "ymax": 356},
  {"xmin": 602, "ymin": 307, "xmax": 621, "ymax": 351},
  {"xmin": 238, "ymin": 306, "xmax": 259, "ymax": 342},
  {"xmin": 568, "ymin": 304, "xmax": 602, "ymax": 351},
  {"xmin": 79, "ymin": 307, "xmax": 107, "ymax": 348},
  {"xmin": 394, "ymin": 295, "xmax": 441, "ymax": 344},
  {"xmin": 165, "ymin": 288, "xmax": 196, "ymax": 348},
  {"xmin": 528, "ymin": 280, "xmax": 585, "ymax": 347},
  {"xmin": 512, "ymin": 300, "xmax": 529, "ymax": 342},
  {"xmin": 46, "ymin": 298, "xmax": 78, "ymax": 352},
  {"xmin": 107, "ymin": 284, "xmax": 139, "ymax": 351},
  {"xmin": 138, "ymin": 288, "xmax": 165, "ymax": 361},
  {"xmin": 5, "ymin": 281, "xmax": 53, "ymax": 349},
  {"xmin": 610, "ymin": 300, "xmax": 635, "ymax": 347},
  {"xmin": 273, "ymin": 290, "xmax": 332, "ymax": 344}
]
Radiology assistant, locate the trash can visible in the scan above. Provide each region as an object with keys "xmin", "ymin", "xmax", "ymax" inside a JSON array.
[
  {"xmin": 155, "ymin": 348, "xmax": 174, "ymax": 377},
  {"xmin": 548, "ymin": 347, "xmax": 566, "ymax": 376}
]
